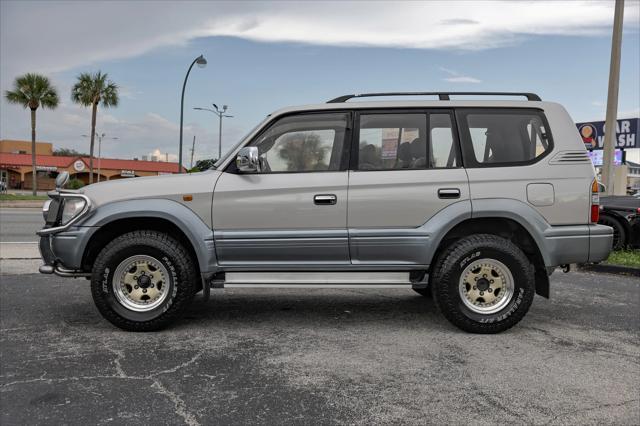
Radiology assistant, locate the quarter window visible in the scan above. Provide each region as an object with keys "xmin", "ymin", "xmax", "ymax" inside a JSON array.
[
  {"xmin": 458, "ymin": 110, "xmax": 552, "ymax": 166},
  {"xmin": 250, "ymin": 113, "xmax": 348, "ymax": 173}
]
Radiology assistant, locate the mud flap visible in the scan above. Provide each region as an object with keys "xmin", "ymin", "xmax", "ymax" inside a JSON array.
[{"xmin": 535, "ymin": 268, "xmax": 550, "ymax": 298}]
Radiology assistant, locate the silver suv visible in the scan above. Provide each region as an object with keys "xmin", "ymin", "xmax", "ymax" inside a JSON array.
[{"xmin": 38, "ymin": 92, "xmax": 613, "ymax": 333}]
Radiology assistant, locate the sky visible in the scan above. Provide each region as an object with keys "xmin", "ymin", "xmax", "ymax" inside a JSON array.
[{"xmin": 1, "ymin": 0, "xmax": 639, "ymax": 166}]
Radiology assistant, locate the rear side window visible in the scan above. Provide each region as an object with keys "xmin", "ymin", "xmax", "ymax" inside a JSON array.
[
  {"xmin": 357, "ymin": 113, "xmax": 426, "ymax": 170},
  {"xmin": 457, "ymin": 109, "xmax": 552, "ymax": 167},
  {"xmin": 430, "ymin": 113, "xmax": 459, "ymax": 168}
]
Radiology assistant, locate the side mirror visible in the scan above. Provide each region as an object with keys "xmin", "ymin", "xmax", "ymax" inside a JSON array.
[
  {"xmin": 56, "ymin": 171, "xmax": 70, "ymax": 189},
  {"xmin": 236, "ymin": 147, "xmax": 260, "ymax": 173}
]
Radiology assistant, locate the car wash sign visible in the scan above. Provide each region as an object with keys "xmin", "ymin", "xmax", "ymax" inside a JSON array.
[{"xmin": 577, "ymin": 118, "xmax": 639, "ymax": 150}]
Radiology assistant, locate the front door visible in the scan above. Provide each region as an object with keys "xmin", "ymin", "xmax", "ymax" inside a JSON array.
[
  {"xmin": 347, "ymin": 110, "xmax": 471, "ymax": 265},
  {"xmin": 213, "ymin": 112, "xmax": 351, "ymax": 266}
]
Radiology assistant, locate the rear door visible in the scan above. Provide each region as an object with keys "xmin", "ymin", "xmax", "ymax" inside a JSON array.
[
  {"xmin": 347, "ymin": 110, "xmax": 470, "ymax": 265},
  {"xmin": 212, "ymin": 112, "xmax": 352, "ymax": 266}
]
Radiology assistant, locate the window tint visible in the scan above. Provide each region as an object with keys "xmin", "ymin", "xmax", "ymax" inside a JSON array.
[
  {"xmin": 458, "ymin": 110, "xmax": 551, "ymax": 166},
  {"xmin": 358, "ymin": 114, "xmax": 426, "ymax": 170},
  {"xmin": 429, "ymin": 113, "xmax": 458, "ymax": 168},
  {"xmin": 251, "ymin": 113, "xmax": 348, "ymax": 173}
]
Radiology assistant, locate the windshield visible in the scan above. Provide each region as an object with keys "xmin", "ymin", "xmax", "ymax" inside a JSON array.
[{"xmin": 212, "ymin": 117, "xmax": 270, "ymax": 169}]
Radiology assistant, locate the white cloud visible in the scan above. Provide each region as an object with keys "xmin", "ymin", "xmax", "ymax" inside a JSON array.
[
  {"xmin": 444, "ymin": 76, "xmax": 482, "ymax": 84},
  {"xmin": 1, "ymin": 0, "xmax": 638, "ymax": 85},
  {"xmin": 440, "ymin": 67, "xmax": 482, "ymax": 84},
  {"xmin": 2, "ymin": 0, "xmax": 638, "ymax": 163},
  {"xmin": 118, "ymin": 85, "xmax": 142, "ymax": 100}
]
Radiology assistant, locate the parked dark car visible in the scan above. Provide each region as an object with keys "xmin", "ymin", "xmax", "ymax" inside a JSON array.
[{"xmin": 599, "ymin": 195, "xmax": 640, "ymax": 250}]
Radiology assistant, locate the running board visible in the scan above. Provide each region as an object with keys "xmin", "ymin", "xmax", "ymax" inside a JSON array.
[{"xmin": 217, "ymin": 272, "xmax": 417, "ymax": 288}]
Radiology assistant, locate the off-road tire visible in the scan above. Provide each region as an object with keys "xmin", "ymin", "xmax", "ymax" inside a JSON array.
[
  {"xmin": 430, "ymin": 234, "xmax": 535, "ymax": 334},
  {"xmin": 91, "ymin": 230, "xmax": 197, "ymax": 331}
]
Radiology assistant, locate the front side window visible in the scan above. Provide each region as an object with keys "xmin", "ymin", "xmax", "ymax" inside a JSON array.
[
  {"xmin": 357, "ymin": 114, "xmax": 426, "ymax": 170},
  {"xmin": 250, "ymin": 113, "xmax": 348, "ymax": 173},
  {"xmin": 458, "ymin": 109, "xmax": 552, "ymax": 166}
]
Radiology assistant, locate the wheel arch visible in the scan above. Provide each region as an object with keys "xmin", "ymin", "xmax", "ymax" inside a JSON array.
[
  {"xmin": 79, "ymin": 199, "xmax": 216, "ymax": 275},
  {"xmin": 427, "ymin": 202, "xmax": 552, "ymax": 298}
]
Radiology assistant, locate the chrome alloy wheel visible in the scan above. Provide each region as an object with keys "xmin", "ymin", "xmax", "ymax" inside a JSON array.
[
  {"xmin": 112, "ymin": 255, "xmax": 170, "ymax": 312},
  {"xmin": 458, "ymin": 258, "xmax": 515, "ymax": 315}
]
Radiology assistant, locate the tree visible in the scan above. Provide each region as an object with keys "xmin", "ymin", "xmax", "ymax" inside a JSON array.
[
  {"xmin": 189, "ymin": 158, "xmax": 218, "ymax": 172},
  {"xmin": 53, "ymin": 147, "xmax": 89, "ymax": 157},
  {"xmin": 278, "ymin": 133, "xmax": 329, "ymax": 171},
  {"xmin": 4, "ymin": 73, "xmax": 59, "ymax": 195},
  {"xmin": 71, "ymin": 71, "xmax": 118, "ymax": 184}
]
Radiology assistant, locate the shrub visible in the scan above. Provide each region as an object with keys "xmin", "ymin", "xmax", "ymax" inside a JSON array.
[{"xmin": 67, "ymin": 178, "xmax": 85, "ymax": 189}]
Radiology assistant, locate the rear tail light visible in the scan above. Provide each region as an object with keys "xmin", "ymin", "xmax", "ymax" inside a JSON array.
[{"xmin": 590, "ymin": 179, "xmax": 600, "ymax": 223}]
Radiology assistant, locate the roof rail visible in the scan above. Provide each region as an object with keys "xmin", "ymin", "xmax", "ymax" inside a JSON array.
[{"xmin": 327, "ymin": 92, "xmax": 542, "ymax": 103}]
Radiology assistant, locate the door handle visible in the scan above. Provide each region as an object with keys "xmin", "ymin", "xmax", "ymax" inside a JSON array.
[
  {"xmin": 438, "ymin": 188, "xmax": 461, "ymax": 199},
  {"xmin": 314, "ymin": 194, "xmax": 337, "ymax": 205}
]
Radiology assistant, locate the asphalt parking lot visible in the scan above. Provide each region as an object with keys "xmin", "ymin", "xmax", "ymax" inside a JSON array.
[{"xmin": 0, "ymin": 270, "xmax": 638, "ymax": 425}]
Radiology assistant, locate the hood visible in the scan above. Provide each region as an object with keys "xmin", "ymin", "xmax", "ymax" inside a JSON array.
[{"xmin": 81, "ymin": 169, "xmax": 221, "ymax": 207}]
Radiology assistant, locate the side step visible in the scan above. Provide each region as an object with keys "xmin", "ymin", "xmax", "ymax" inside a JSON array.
[{"xmin": 217, "ymin": 272, "xmax": 418, "ymax": 288}]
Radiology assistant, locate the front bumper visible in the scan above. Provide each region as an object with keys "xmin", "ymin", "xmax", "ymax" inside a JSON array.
[{"xmin": 38, "ymin": 226, "xmax": 98, "ymax": 275}]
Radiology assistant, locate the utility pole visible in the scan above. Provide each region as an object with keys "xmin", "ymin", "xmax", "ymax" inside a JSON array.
[
  {"xmin": 601, "ymin": 0, "xmax": 625, "ymax": 195},
  {"xmin": 190, "ymin": 135, "xmax": 196, "ymax": 169},
  {"xmin": 193, "ymin": 104, "xmax": 233, "ymax": 161}
]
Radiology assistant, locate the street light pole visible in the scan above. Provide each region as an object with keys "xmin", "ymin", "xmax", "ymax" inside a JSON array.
[
  {"xmin": 601, "ymin": 0, "xmax": 625, "ymax": 195},
  {"xmin": 179, "ymin": 54, "xmax": 207, "ymax": 173},
  {"xmin": 190, "ymin": 135, "xmax": 196, "ymax": 169},
  {"xmin": 194, "ymin": 104, "xmax": 233, "ymax": 161},
  {"xmin": 218, "ymin": 109, "xmax": 223, "ymax": 160},
  {"xmin": 83, "ymin": 133, "xmax": 117, "ymax": 183},
  {"xmin": 97, "ymin": 133, "xmax": 104, "ymax": 182}
]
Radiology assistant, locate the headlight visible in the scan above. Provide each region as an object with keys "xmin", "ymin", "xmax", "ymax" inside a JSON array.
[{"xmin": 61, "ymin": 198, "xmax": 87, "ymax": 225}]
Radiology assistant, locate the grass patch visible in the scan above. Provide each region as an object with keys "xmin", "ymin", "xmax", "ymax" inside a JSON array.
[
  {"xmin": 0, "ymin": 194, "xmax": 48, "ymax": 201},
  {"xmin": 604, "ymin": 250, "xmax": 640, "ymax": 268}
]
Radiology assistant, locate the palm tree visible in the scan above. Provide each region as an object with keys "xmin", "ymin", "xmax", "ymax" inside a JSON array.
[
  {"xmin": 4, "ymin": 74, "xmax": 59, "ymax": 195},
  {"xmin": 71, "ymin": 71, "xmax": 118, "ymax": 184}
]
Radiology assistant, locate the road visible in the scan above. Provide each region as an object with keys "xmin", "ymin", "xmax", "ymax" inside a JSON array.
[
  {"xmin": 1, "ymin": 271, "xmax": 638, "ymax": 425},
  {"xmin": 0, "ymin": 208, "xmax": 43, "ymax": 242}
]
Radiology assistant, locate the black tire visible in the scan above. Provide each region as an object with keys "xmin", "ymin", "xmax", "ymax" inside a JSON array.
[
  {"xmin": 599, "ymin": 214, "xmax": 627, "ymax": 250},
  {"xmin": 430, "ymin": 234, "xmax": 535, "ymax": 334},
  {"xmin": 412, "ymin": 287, "xmax": 432, "ymax": 298},
  {"xmin": 90, "ymin": 230, "xmax": 197, "ymax": 331}
]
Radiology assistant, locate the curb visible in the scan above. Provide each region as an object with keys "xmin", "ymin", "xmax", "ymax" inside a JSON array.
[
  {"xmin": 579, "ymin": 263, "xmax": 640, "ymax": 277},
  {"xmin": 0, "ymin": 201, "xmax": 45, "ymax": 208}
]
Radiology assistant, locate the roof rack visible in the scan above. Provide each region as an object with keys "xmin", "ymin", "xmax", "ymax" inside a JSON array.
[{"xmin": 327, "ymin": 92, "xmax": 542, "ymax": 103}]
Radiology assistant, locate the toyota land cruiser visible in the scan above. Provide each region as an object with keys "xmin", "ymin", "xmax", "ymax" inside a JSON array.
[{"xmin": 37, "ymin": 92, "xmax": 613, "ymax": 333}]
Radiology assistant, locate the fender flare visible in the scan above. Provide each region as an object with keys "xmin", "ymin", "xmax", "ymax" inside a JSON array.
[
  {"xmin": 424, "ymin": 198, "xmax": 584, "ymax": 268},
  {"xmin": 79, "ymin": 198, "xmax": 217, "ymax": 273}
]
